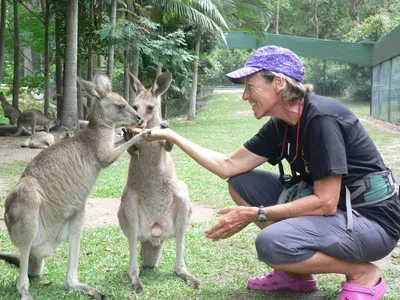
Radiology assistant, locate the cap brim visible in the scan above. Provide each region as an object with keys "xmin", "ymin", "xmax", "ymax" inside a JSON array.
[{"xmin": 226, "ymin": 67, "xmax": 260, "ymax": 84}]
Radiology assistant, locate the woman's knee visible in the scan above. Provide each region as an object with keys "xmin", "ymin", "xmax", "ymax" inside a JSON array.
[{"xmin": 255, "ymin": 222, "xmax": 316, "ymax": 265}]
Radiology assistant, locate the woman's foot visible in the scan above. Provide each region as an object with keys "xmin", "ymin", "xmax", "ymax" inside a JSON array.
[{"xmin": 247, "ymin": 269, "xmax": 316, "ymax": 292}]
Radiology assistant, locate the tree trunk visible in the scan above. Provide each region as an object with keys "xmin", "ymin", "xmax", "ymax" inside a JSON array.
[
  {"xmin": 12, "ymin": 0, "xmax": 20, "ymax": 109},
  {"xmin": 327, "ymin": 0, "xmax": 332, "ymax": 39},
  {"xmin": 42, "ymin": 0, "xmax": 50, "ymax": 117},
  {"xmin": 106, "ymin": 0, "xmax": 117, "ymax": 85},
  {"xmin": 77, "ymin": 61, "xmax": 83, "ymax": 120},
  {"xmin": 0, "ymin": 0, "xmax": 6, "ymax": 83},
  {"xmin": 314, "ymin": 2, "xmax": 318, "ymax": 38},
  {"xmin": 87, "ymin": 49, "xmax": 94, "ymax": 117},
  {"xmin": 275, "ymin": 0, "xmax": 280, "ymax": 34},
  {"xmin": 86, "ymin": 0, "xmax": 94, "ymax": 116},
  {"xmin": 129, "ymin": 47, "xmax": 139, "ymax": 106},
  {"xmin": 62, "ymin": 0, "xmax": 78, "ymax": 129},
  {"xmin": 23, "ymin": 47, "xmax": 33, "ymax": 76},
  {"xmin": 187, "ymin": 33, "xmax": 201, "ymax": 121},
  {"xmin": 350, "ymin": 0, "xmax": 364, "ymax": 23},
  {"xmin": 55, "ymin": 15, "xmax": 63, "ymax": 119},
  {"xmin": 123, "ymin": 50, "xmax": 129, "ymax": 102}
]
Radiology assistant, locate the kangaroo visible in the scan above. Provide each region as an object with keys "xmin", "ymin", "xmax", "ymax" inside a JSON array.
[
  {"xmin": 118, "ymin": 70, "xmax": 201, "ymax": 294},
  {"xmin": 10, "ymin": 109, "xmax": 59, "ymax": 136},
  {"xmin": 21, "ymin": 126, "xmax": 76, "ymax": 149},
  {"xmin": 0, "ymin": 72, "xmax": 150, "ymax": 300},
  {"xmin": 0, "ymin": 92, "xmax": 21, "ymax": 125}
]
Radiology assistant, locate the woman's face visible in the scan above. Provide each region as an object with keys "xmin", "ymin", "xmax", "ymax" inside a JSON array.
[{"xmin": 242, "ymin": 73, "xmax": 282, "ymax": 119}]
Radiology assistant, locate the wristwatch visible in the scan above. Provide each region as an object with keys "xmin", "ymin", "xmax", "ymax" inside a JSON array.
[{"xmin": 257, "ymin": 205, "xmax": 267, "ymax": 223}]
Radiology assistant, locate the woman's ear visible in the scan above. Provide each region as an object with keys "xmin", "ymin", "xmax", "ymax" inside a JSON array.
[{"xmin": 273, "ymin": 76, "xmax": 285, "ymax": 93}]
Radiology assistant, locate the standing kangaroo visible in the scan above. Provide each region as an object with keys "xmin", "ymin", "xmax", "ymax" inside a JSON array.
[
  {"xmin": 118, "ymin": 70, "xmax": 201, "ymax": 294},
  {"xmin": 20, "ymin": 126, "xmax": 76, "ymax": 149},
  {"xmin": 0, "ymin": 92, "xmax": 21, "ymax": 125},
  {"xmin": 10, "ymin": 109, "xmax": 58, "ymax": 136},
  {"xmin": 0, "ymin": 73, "xmax": 150, "ymax": 300}
]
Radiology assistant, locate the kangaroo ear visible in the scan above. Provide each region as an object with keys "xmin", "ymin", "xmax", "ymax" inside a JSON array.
[
  {"xmin": 126, "ymin": 68, "xmax": 145, "ymax": 95},
  {"xmin": 151, "ymin": 71, "xmax": 172, "ymax": 97},
  {"xmin": 92, "ymin": 72, "xmax": 112, "ymax": 94},
  {"xmin": 77, "ymin": 75, "xmax": 107, "ymax": 99}
]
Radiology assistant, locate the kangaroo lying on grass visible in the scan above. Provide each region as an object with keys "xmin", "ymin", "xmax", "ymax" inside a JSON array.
[
  {"xmin": 0, "ymin": 91, "xmax": 21, "ymax": 125},
  {"xmin": 118, "ymin": 70, "xmax": 201, "ymax": 293},
  {"xmin": 0, "ymin": 73, "xmax": 150, "ymax": 300},
  {"xmin": 20, "ymin": 126, "xmax": 76, "ymax": 149},
  {"xmin": 10, "ymin": 109, "xmax": 59, "ymax": 136}
]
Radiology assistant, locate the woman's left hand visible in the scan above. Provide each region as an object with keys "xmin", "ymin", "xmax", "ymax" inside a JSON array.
[{"xmin": 204, "ymin": 206, "xmax": 257, "ymax": 241}]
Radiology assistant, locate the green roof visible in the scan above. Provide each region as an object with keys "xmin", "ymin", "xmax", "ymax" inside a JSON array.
[{"xmin": 225, "ymin": 32, "xmax": 375, "ymax": 66}]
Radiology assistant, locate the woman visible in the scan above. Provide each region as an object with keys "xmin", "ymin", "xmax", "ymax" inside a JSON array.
[{"xmin": 130, "ymin": 45, "xmax": 400, "ymax": 299}]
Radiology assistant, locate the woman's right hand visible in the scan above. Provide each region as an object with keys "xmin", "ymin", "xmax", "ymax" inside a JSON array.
[{"xmin": 129, "ymin": 126, "xmax": 174, "ymax": 142}]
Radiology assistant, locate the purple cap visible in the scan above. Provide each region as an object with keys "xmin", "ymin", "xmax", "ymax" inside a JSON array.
[{"xmin": 226, "ymin": 45, "xmax": 304, "ymax": 83}]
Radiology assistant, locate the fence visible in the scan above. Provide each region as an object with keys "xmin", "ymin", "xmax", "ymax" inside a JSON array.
[{"xmin": 371, "ymin": 56, "xmax": 400, "ymax": 124}]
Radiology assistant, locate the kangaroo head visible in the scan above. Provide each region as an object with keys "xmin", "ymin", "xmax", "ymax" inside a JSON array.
[
  {"xmin": 77, "ymin": 73, "xmax": 142, "ymax": 127},
  {"xmin": 62, "ymin": 126, "xmax": 76, "ymax": 138},
  {"xmin": 128, "ymin": 69, "xmax": 172, "ymax": 129}
]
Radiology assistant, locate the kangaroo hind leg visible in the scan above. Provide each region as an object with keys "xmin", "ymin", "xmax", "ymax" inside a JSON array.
[{"xmin": 173, "ymin": 182, "xmax": 201, "ymax": 289}]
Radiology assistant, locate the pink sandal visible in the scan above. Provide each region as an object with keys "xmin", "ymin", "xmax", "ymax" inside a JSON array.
[
  {"xmin": 247, "ymin": 269, "xmax": 317, "ymax": 292},
  {"xmin": 338, "ymin": 277, "xmax": 386, "ymax": 300}
]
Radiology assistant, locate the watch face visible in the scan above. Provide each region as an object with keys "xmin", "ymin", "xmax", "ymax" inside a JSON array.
[{"xmin": 258, "ymin": 214, "xmax": 267, "ymax": 223}]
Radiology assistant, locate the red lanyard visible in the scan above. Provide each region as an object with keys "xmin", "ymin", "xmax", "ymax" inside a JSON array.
[{"xmin": 279, "ymin": 101, "xmax": 301, "ymax": 164}]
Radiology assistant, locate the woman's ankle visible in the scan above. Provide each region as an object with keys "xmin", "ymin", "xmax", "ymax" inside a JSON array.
[{"xmin": 345, "ymin": 263, "xmax": 380, "ymax": 287}]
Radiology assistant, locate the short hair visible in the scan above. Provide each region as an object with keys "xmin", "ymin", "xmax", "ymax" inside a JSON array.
[{"xmin": 255, "ymin": 70, "xmax": 313, "ymax": 105}]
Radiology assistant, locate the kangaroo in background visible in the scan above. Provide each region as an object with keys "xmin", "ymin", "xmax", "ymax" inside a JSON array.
[
  {"xmin": 10, "ymin": 109, "xmax": 59, "ymax": 136},
  {"xmin": 0, "ymin": 92, "xmax": 21, "ymax": 125},
  {"xmin": 118, "ymin": 70, "xmax": 201, "ymax": 294},
  {"xmin": 0, "ymin": 73, "xmax": 150, "ymax": 300},
  {"xmin": 21, "ymin": 126, "xmax": 76, "ymax": 149}
]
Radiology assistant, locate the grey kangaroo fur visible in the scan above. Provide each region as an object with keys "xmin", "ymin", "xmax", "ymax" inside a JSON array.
[
  {"xmin": 20, "ymin": 126, "xmax": 76, "ymax": 149},
  {"xmin": 0, "ymin": 73, "xmax": 150, "ymax": 300},
  {"xmin": 0, "ymin": 91, "xmax": 21, "ymax": 125},
  {"xmin": 118, "ymin": 70, "xmax": 201, "ymax": 293},
  {"xmin": 10, "ymin": 109, "xmax": 58, "ymax": 136}
]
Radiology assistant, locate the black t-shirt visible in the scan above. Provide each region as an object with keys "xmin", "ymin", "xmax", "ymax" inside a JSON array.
[{"xmin": 244, "ymin": 92, "xmax": 400, "ymax": 239}]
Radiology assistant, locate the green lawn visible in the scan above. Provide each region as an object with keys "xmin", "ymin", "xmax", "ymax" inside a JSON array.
[{"xmin": 0, "ymin": 92, "xmax": 399, "ymax": 299}]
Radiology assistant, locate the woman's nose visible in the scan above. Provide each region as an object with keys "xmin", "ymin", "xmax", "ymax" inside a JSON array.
[{"xmin": 242, "ymin": 87, "xmax": 249, "ymax": 100}]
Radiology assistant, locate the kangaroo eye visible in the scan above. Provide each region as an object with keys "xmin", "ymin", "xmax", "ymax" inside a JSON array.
[
  {"xmin": 146, "ymin": 105, "xmax": 154, "ymax": 112},
  {"xmin": 117, "ymin": 104, "xmax": 125, "ymax": 109},
  {"xmin": 132, "ymin": 105, "xmax": 138, "ymax": 111}
]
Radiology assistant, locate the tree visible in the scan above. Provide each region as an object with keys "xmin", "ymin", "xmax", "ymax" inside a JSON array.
[
  {"xmin": 12, "ymin": 0, "xmax": 20, "ymax": 109},
  {"xmin": 350, "ymin": 0, "xmax": 364, "ymax": 23},
  {"xmin": 0, "ymin": 0, "xmax": 6, "ymax": 83},
  {"xmin": 106, "ymin": 0, "xmax": 117, "ymax": 85},
  {"xmin": 62, "ymin": 0, "xmax": 78, "ymax": 129},
  {"xmin": 41, "ymin": 0, "xmax": 51, "ymax": 116}
]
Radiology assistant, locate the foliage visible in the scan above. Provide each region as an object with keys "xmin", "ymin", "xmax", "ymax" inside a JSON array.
[
  {"xmin": 303, "ymin": 58, "xmax": 350, "ymax": 96},
  {"xmin": 342, "ymin": 13, "xmax": 400, "ymax": 99},
  {"xmin": 200, "ymin": 49, "xmax": 250, "ymax": 86}
]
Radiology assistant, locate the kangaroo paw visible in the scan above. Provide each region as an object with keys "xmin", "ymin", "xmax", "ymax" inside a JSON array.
[
  {"xmin": 160, "ymin": 120, "xmax": 170, "ymax": 129},
  {"xmin": 122, "ymin": 127, "xmax": 133, "ymax": 141}
]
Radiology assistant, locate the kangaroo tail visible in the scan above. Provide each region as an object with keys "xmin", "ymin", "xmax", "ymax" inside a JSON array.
[
  {"xmin": 8, "ymin": 121, "xmax": 24, "ymax": 136},
  {"xmin": 0, "ymin": 253, "xmax": 20, "ymax": 268}
]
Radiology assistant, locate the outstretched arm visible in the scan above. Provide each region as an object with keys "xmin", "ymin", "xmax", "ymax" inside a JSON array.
[{"xmin": 129, "ymin": 126, "xmax": 268, "ymax": 179}]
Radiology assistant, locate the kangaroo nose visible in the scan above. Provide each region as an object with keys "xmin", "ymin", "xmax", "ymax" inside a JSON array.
[{"xmin": 136, "ymin": 115, "xmax": 143, "ymax": 124}]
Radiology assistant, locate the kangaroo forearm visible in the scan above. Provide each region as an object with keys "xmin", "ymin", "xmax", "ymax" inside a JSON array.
[{"xmin": 104, "ymin": 131, "xmax": 149, "ymax": 165}]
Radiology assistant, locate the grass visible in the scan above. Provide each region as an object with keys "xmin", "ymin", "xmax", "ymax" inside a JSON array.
[{"xmin": 1, "ymin": 92, "xmax": 400, "ymax": 299}]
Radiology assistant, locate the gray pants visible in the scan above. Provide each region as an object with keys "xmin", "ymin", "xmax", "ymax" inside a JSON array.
[{"xmin": 228, "ymin": 170, "xmax": 397, "ymax": 265}]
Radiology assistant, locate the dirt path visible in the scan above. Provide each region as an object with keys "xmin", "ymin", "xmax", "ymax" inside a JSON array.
[{"xmin": 0, "ymin": 135, "xmax": 215, "ymax": 229}]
